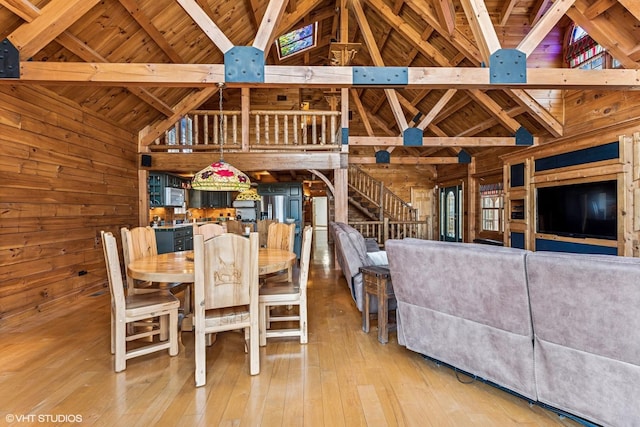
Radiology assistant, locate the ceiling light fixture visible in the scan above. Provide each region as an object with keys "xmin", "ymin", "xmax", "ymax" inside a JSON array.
[
  {"xmin": 234, "ymin": 187, "xmax": 261, "ymax": 201},
  {"xmin": 191, "ymin": 83, "xmax": 251, "ymax": 192}
]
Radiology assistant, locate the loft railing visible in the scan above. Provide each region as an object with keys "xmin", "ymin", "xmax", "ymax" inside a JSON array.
[
  {"xmin": 348, "ymin": 165, "xmax": 418, "ymax": 221},
  {"xmin": 349, "ymin": 218, "xmax": 432, "ymax": 247},
  {"xmin": 148, "ymin": 110, "xmax": 341, "ymax": 152}
]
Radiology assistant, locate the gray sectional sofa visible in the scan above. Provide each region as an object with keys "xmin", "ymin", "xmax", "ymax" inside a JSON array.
[
  {"xmin": 330, "ymin": 222, "xmax": 386, "ymax": 312},
  {"xmin": 386, "ymin": 238, "xmax": 640, "ymax": 427}
]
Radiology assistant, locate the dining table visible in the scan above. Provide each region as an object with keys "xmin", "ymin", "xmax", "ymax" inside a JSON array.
[
  {"xmin": 127, "ymin": 248, "xmax": 296, "ymax": 331},
  {"xmin": 127, "ymin": 248, "xmax": 297, "ymax": 284}
]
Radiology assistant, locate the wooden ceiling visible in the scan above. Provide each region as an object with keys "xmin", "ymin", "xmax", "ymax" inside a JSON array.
[{"xmin": 1, "ymin": 0, "xmax": 640, "ymax": 171}]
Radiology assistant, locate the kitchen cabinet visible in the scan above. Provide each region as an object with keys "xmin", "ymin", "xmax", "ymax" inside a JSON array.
[
  {"xmin": 154, "ymin": 225, "xmax": 194, "ymax": 254},
  {"xmin": 188, "ymin": 190, "xmax": 231, "ymax": 208},
  {"xmin": 148, "ymin": 173, "xmax": 188, "ymax": 207}
]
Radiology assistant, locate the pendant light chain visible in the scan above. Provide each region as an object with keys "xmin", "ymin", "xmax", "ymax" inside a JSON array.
[{"xmin": 218, "ymin": 82, "xmax": 225, "ymax": 162}]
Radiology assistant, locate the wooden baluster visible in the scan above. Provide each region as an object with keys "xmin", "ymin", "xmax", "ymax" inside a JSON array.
[
  {"xmin": 255, "ymin": 114, "xmax": 260, "ymax": 145},
  {"xmin": 312, "ymin": 116, "xmax": 317, "ymax": 144},
  {"xmin": 275, "ymin": 113, "xmax": 279, "ymax": 145},
  {"xmin": 203, "ymin": 114, "xmax": 209, "ymax": 145},
  {"xmin": 284, "ymin": 115, "xmax": 289, "ymax": 145},
  {"xmin": 321, "ymin": 115, "xmax": 326, "ymax": 145},
  {"xmin": 232, "ymin": 115, "xmax": 238, "ymax": 145},
  {"xmin": 194, "ymin": 114, "xmax": 199, "ymax": 146},
  {"xmin": 265, "ymin": 114, "xmax": 270, "ymax": 145}
]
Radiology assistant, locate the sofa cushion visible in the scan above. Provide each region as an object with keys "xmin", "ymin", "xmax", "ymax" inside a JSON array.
[
  {"xmin": 388, "ymin": 238, "xmax": 532, "ymax": 335},
  {"xmin": 527, "ymin": 251, "xmax": 640, "ymax": 427},
  {"xmin": 367, "ymin": 251, "xmax": 388, "ymax": 266},
  {"xmin": 386, "ymin": 238, "xmax": 536, "ymax": 400}
]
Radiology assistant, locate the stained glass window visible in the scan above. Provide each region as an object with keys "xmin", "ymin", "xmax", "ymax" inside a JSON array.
[
  {"xmin": 276, "ymin": 23, "xmax": 317, "ymax": 60},
  {"xmin": 566, "ymin": 25, "xmax": 605, "ymax": 69}
]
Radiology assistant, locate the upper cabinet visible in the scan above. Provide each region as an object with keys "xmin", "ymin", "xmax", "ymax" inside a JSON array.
[
  {"xmin": 148, "ymin": 173, "xmax": 189, "ymax": 207},
  {"xmin": 188, "ymin": 190, "xmax": 231, "ymax": 208}
]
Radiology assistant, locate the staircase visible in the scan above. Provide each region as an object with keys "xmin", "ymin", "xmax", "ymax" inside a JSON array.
[{"xmin": 348, "ymin": 165, "xmax": 417, "ymax": 221}]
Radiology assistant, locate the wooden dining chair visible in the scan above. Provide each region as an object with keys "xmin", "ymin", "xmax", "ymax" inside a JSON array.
[
  {"xmin": 195, "ymin": 223, "xmax": 224, "ymax": 241},
  {"xmin": 259, "ymin": 225, "xmax": 313, "ymax": 346},
  {"xmin": 257, "ymin": 219, "xmax": 276, "ymax": 247},
  {"xmin": 225, "ymin": 219, "xmax": 244, "ymax": 235},
  {"xmin": 121, "ymin": 226, "xmax": 191, "ymax": 313},
  {"xmin": 101, "ymin": 231, "xmax": 179, "ymax": 372},
  {"xmin": 193, "ymin": 232, "xmax": 260, "ymax": 387},
  {"xmin": 266, "ymin": 222, "xmax": 296, "ymax": 281}
]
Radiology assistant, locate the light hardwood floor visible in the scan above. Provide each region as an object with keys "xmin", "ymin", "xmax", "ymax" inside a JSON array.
[{"xmin": 0, "ymin": 230, "xmax": 579, "ymax": 426}]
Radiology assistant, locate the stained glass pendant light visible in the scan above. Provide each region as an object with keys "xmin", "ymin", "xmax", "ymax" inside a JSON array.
[
  {"xmin": 234, "ymin": 188, "xmax": 261, "ymax": 201},
  {"xmin": 191, "ymin": 83, "xmax": 251, "ymax": 192}
]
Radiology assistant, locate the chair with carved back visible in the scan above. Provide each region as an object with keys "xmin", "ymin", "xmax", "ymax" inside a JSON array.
[
  {"xmin": 195, "ymin": 223, "xmax": 225, "ymax": 241},
  {"xmin": 121, "ymin": 226, "xmax": 191, "ymax": 314},
  {"xmin": 193, "ymin": 232, "xmax": 260, "ymax": 387},
  {"xmin": 259, "ymin": 225, "xmax": 312, "ymax": 346},
  {"xmin": 266, "ymin": 222, "xmax": 296, "ymax": 281},
  {"xmin": 101, "ymin": 231, "xmax": 179, "ymax": 372}
]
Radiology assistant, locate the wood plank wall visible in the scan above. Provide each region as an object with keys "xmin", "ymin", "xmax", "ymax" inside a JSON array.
[{"xmin": 0, "ymin": 85, "xmax": 138, "ymax": 323}]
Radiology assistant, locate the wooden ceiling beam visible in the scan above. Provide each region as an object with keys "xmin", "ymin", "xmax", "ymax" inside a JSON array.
[
  {"xmin": 143, "ymin": 152, "xmax": 344, "ymax": 172},
  {"xmin": 176, "ymin": 0, "xmax": 234, "ymax": 54},
  {"xmin": 4, "ymin": 1, "xmax": 175, "ymax": 117},
  {"xmin": 363, "ymin": 0, "xmax": 452, "ymax": 67},
  {"xmin": 253, "ymin": 0, "xmax": 289, "ymax": 52},
  {"xmin": 139, "ymin": 87, "xmax": 218, "ymax": 146},
  {"xmin": 427, "ymin": 123, "xmax": 448, "ymax": 137},
  {"xmin": 0, "ymin": 0, "xmax": 40, "ymax": 22},
  {"xmin": 505, "ymin": 88, "xmax": 563, "ymax": 137},
  {"xmin": 617, "ymin": 0, "xmax": 640, "ymax": 23},
  {"xmin": 7, "ymin": 0, "xmax": 100, "ymax": 59},
  {"xmin": 349, "ymin": 89, "xmax": 375, "ymax": 136},
  {"xmin": 582, "ymin": 0, "xmax": 617, "ymax": 20},
  {"xmin": 14, "ymin": 62, "xmax": 640, "ymax": 90},
  {"xmin": 56, "ymin": 32, "xmax": 174, "ymax": 117},
  {"xmin": 456, "ymin": 106, "xmax": 526, "ymax": 137},
  {"xmin": 352, "ymin": 0, "xmax": 408, "ymax": 132},
  {"xmin": 459, "ymin": 0, "xmax": 501, "ymax": 64},
  {"xmin": 517, "ymin": 0, "xmax": 576, "ymax": 58},
  {"xmin": 416, "ymin": 89, "xmax": 457, "ymax": 130},
  {"xmin": 349, "ymin": 155, "xmax": 458, "ymax": 164},
  {"xmin": 365, "ymin": 110, "xmax": 397, "ymax": 137},
  {"xmin": 499, "ymin": 0, "xmax": 518, "ymax": 26},
  {"xmin": 275, "ymin": 0, "xmax": 326, "ymax": 38},
  {"xmin": 467, "ymin": 89, "xmax": 521, "ymax": 133},
  {"xmin": 433, "ymin": 0, "xmax": 456, "ymax": 37},
  {"xmin": 403, "ymin": 0, "xmax": 481, "ymax": 65},
  {"xmin": 349, "ymin": 136, "xmax": 531, "ymax": 147},
  {"xmin": 530, "ymin": 0, "xmax": 553, "ymax": 26},
  {"xmin": 567, "ymin": 0, "xmax": 639, "ymax": 70}
]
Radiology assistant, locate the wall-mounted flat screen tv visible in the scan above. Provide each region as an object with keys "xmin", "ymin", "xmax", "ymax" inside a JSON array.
[{"xmin": 536, "ymin": 180, "xmax": 617, "ymax": 240}]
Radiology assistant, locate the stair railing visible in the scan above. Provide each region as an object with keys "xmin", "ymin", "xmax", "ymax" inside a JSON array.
[{"xmin": 348, "ymin": 165, "xmax": 417, "ymax": 221}]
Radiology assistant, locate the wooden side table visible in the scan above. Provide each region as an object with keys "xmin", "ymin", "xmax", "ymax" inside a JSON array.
[{"xmin": 360, "ymin": 265, "xmax": 396, "ymax": 344}]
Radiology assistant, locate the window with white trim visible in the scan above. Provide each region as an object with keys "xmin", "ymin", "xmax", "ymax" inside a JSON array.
[{"xmin": 480, "ymin": 183, "xmax": 504, "ymax": 232}]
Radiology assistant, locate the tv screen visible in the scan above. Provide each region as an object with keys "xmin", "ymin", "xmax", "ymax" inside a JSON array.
[{"xmin": 536, "ymin": 180, "xmax": 617, "ymax": 240}]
